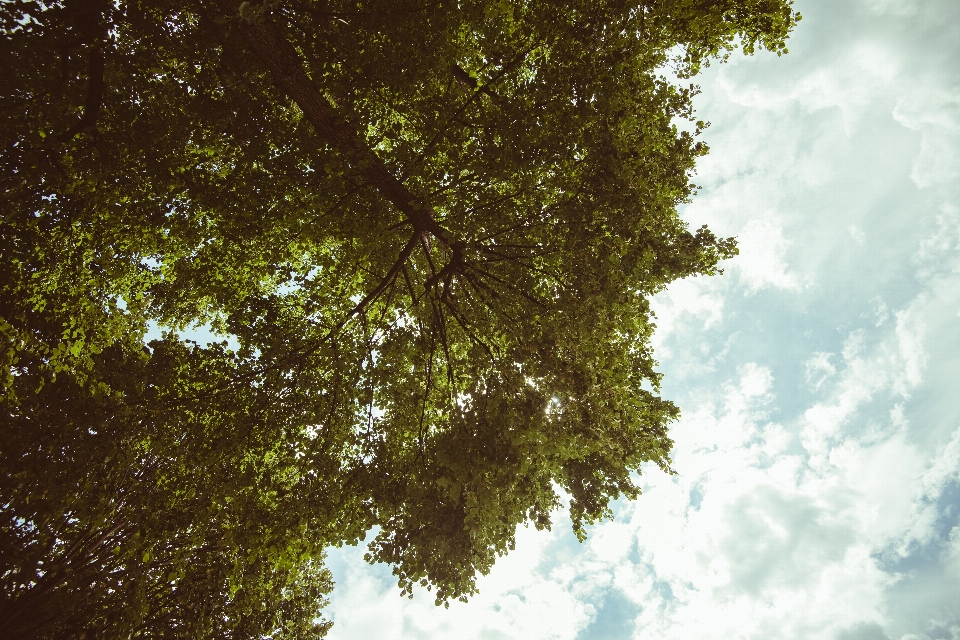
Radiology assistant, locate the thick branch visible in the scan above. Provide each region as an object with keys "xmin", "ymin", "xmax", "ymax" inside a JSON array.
[
  {"xmin": 224, "ymin": 4, "xmax": 453, "ymax": 244},
  {"xmin": 55, "ymin": 0, "xmax": 108, "ymax": 142},
  {"xmin": 345, "ymin": 233, "xmax": 419, "ymax": 324}
]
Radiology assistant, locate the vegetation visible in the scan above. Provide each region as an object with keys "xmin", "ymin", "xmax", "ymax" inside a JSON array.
[{"xmin": 0, "ymin": 0, "xmax": 798, "ymax": 637}]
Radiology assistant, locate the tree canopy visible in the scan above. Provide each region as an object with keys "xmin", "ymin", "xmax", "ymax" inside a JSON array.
[{"xmin": 0, "ymin": 0, "xmax": 798, "ymax": 637}]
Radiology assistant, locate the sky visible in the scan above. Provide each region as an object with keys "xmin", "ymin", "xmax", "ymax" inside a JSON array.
[{"xmin": 321, "ymin": 1, "xmax": 960, "ymax": 638}]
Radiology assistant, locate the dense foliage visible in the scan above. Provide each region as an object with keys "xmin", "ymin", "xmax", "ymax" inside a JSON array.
[{"xmin": 0, "ymin": 0, "xmax": 798, "ymax": 636}]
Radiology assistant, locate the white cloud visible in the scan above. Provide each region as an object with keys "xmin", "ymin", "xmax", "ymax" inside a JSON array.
[
  {"xmin": 805, "ymin": 352, "xmax": 836, "ymax": 389},
  {"xmin": 734, "ymin": 214, "xmax": 802, "ymax": 292},
  {"xmin": 738, "ymin": 362, "xmax": 774, "ymax": 399},
  {"xmin": 649, "ymin": 276, "xmax": 725, "ymax": 353},
  {"xmin": 715, "ymin": 37, "xmax": 900, "ymax": 134},
  {"xmin": 801, "ymin": 297, "xmax": 929, "ymax": 460},
  {"xmin": 873, "ymin": 296, "xmax": 889, "ymax": 326},
  {"xmin": 914, "ymin": 204, "xmax": 960, "ymax": 278},
  {"xmin": 892, "ymin": 304, "xmax": 927, "ymax": 396},
  {"xmin": 896, "ymin": 427, "xmax": 960, "ymax": 554},
  {"xmin": 861, "ymin": 0, "xmax": 919, "ymax": 17},
  {"xmin": 850, "ymin": 225, "xmax": 867, "ymax": 246},
  {"xmin": 585, "ymin": 326, "xmax": 951, "ymax": 638},
  {"xmin": 893, "ymin": 88, "xmax": 960, "ymax": 188}
]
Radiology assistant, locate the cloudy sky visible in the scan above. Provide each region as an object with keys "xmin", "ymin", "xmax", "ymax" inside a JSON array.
[{"xmin": 322, "ymin": 1, "xmax": 960, "ymax": 638}]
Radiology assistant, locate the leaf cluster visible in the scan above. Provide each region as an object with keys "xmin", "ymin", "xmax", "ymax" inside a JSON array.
[{"xmin": 1, "ymin": 0, "xmax": 797, "ymax": 636}]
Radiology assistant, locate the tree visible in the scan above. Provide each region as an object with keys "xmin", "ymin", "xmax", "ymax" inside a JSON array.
[{"xmin": 0, "ymin": 0, "xmax": 799, "ymax": 636}]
